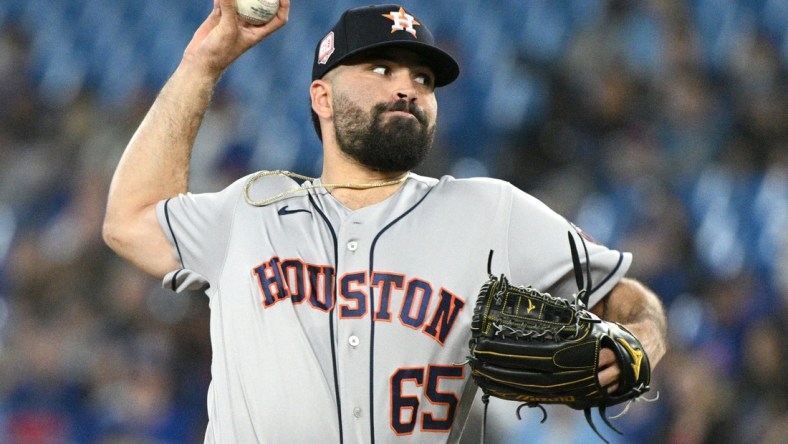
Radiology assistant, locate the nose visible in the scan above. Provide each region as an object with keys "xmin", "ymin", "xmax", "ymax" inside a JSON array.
[
  {"xmin": 392, "ymin": 71, "xmax": 418, "ymax": 101},
  {"xmin": 393, "ymin": 88, "xmax": 418, "ymax": 103}
]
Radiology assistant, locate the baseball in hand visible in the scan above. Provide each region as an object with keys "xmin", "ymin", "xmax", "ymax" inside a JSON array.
[{"xmin": 236, "ymin": 0, "xmax": 279, "ymax": 25}]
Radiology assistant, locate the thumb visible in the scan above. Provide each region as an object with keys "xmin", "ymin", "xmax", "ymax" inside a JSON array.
[{"xmin": 217, "ymin": 0, "xmax": 239, "ymax": 22}]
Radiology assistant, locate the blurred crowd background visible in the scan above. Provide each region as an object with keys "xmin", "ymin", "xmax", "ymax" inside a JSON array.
[{"xmin": 0, "ymin": 0, "xmax": 786, "ymax": 442}]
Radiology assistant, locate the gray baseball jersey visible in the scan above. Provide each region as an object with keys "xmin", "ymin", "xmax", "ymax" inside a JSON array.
[{"xmin": 156, "ymin": 172, "xmax": 631, "ymax": 443}]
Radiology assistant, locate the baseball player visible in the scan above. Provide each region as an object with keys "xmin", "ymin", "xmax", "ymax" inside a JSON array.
[{"xmin": 103, "ymin": 2, "xmax": 667, "ymax": 443}]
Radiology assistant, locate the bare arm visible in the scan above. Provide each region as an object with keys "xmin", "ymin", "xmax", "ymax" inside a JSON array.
[
  {"xmin": 592, "ymin": 278, "xmax": 668, "ymax": 390},
  {"xmin": 103, "ymin": 0, "xmax": 290, "ymax": 277}
]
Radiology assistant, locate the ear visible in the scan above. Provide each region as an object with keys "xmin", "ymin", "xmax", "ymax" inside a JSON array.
[{"xmin": 310, "ymin": 79, "xmax": 333, "ymax": 120}]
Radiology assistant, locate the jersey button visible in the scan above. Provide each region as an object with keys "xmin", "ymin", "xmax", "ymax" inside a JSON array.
[
  {"xmin": 347, "ymin": 241, "xmax": 358, "ymax": 251},
  {"xmin": 348, "ymin": 336, "xmax": 360, "ymax": 347},
  {"xmin": 353, "ymin": 407, "xmax": 362, "ymax": 418}
]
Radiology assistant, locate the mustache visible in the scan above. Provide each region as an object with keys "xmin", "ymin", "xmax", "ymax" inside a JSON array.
[{"xmin": 375, "ymin": 100, "xmax": 428, "ymax": 125}]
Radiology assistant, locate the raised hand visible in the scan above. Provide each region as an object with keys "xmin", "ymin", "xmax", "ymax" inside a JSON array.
[{"xmin": 183, "ymin": 0, "xmax": 291, "ymax": 78}]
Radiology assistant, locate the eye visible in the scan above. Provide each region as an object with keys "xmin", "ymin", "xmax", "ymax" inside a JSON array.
[
  {"xmin": 371, "ymin": 65, "xmax": 389, "ymax": 75},
  {"xmin": 414, "ymin": 73, "xmax": 434, "ymax": 86}
]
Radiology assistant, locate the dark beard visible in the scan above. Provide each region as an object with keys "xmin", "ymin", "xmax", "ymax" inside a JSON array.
[{"xmin": 332, "ymin": 95, "xmax": 435, "ymax": 173}]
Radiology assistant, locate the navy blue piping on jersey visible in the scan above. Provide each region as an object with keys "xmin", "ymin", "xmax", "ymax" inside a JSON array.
[
  {"xmin": 307, "ymin": 192, "xmax": 344, "ymax": 444},
  {"xmin": 164, "ymin": 198, "xmax": 187, "ymax": 291},
  {"xmin": 163, "ymin": 199, "xmax": 185, "ymax": 265},
  {"xmin": 589, "ymin": 252, "xmax": 625, "ymax": 297},
  {"xmin": 169, "ymin": 269, "xmax": 184, "ymax": 292},
  {"xmin": 367, "ymin": 186, "xmax": 435, "ymax": 444},
  {"xmin": 566, "ymin": 223, "xmax": 625, "ymax": 303}
]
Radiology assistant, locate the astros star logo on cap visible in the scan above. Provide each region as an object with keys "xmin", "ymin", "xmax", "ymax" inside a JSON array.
[{"xmin": 382, "ymin": 7, "xmax": 420, "ymax": 37}]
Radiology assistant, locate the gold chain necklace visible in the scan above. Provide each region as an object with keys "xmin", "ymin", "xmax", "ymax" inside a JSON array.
[{"xmin": 243, "ymin": 170, "xmax": 410, "ymax": 207}]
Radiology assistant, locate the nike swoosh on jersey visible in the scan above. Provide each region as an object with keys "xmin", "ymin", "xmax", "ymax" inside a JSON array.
[{"xmin": 278, "ymin": 206, "xmax": 312, "ymax": 216}]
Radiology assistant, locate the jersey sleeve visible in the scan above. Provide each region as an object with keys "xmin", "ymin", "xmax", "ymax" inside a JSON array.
[
  {"xmin": 504, "ymin": 187, "xmax": 632, "ymax": 309},
  {"xmin": 155, "ymin": 175, "xmax": 249, "ymax": 292}
]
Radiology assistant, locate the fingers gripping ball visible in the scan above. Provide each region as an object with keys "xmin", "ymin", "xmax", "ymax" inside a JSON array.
[
  {"xmin": 236, "ymin": 0, "xmax": 279, "ymax": 25},
  {"xmin": 468, "ymin": 274, "xmax": 652, "ymax": 442}
]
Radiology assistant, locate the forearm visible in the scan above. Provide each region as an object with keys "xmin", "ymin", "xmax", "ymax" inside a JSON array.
[
  {"xmin": 106, "ymin": 1, "xmax": 287, "ymax": 227},
  {"xmin": 592, "ymin": 278, "xmax": 668, "ymax": 369},
  {"xmin": 106, "ymin": 61, "xmax": 219, "ymax": 214}
]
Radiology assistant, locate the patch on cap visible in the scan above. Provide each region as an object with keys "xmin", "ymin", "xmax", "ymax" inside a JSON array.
[
  {"xmin": 382, "ymin": 7, "xmax": 420, "ymax": 37},
  {"xmin": 317, "ymin": 31, "xmax": 335, "ymax": 65}
]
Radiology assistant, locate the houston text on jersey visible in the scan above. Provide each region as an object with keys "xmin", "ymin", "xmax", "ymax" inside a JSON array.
[{"xmin": 252, "ymin": 256, "xmax": 466, "ymax": 345}]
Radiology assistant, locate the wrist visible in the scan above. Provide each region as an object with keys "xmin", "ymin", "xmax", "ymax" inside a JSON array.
[{"xmin": 177, "ymin": 54, "xmax": 226, "ymax": 84}]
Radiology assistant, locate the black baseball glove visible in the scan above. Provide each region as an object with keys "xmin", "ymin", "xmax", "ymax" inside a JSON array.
[{"xmin": 468, "ymin": 245, "xmax": 651, "ymax": 442}]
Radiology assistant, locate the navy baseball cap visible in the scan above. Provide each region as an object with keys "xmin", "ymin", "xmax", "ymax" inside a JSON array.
[{"xmin": 312, "ymin": 5, "xmax": 459, "ymax": 87}]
